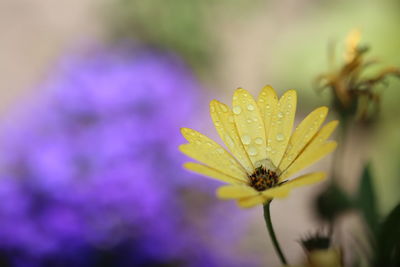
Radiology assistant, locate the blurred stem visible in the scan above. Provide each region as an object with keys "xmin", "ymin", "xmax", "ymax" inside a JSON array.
[
  {"xmin": 263, "ymin": 201, "xmax": 288, "ymax": 265},
  {"xmin": 331, "ymin": 113, "xmax": 349, "ymax": 181}
]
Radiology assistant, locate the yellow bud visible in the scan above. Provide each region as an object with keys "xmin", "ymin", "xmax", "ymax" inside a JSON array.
[{"xmin": 307, "ymin": 248, "xmax": 342, "ymax": 267}]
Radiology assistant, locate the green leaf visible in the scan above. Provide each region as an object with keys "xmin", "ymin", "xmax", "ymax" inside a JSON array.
[
  {"xmin": 356, "ymin": 164, "xmax": 379, "ymax": 235},
  {"xmin": 315, "ymin": 182, "xmax": 352, "ymax": 222},
  {"xmin": 375, "ymin": 203, "xmax": 400, "ymax": 267}
]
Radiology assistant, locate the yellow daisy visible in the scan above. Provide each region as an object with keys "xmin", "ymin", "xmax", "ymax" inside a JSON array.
[{"xmin": 179, "ymin": 86, "xmax": 338, "ymax": 208}]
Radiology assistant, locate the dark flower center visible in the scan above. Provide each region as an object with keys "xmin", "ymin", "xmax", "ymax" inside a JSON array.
[{"xmin": 249, "ymin": 166, "xmax": 279, "ymax": 191}]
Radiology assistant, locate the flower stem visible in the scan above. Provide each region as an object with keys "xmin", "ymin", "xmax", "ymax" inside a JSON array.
[{"xmin": 263, "ymin": 201, "xmax": 288, "ymax": 265}]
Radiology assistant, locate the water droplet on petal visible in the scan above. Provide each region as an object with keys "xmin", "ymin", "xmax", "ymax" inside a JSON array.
[
  {"xmin": 266, "ymin": 104, "xmax": 270, "ymax": 109},
  {"xmin": 255, "ymin": 137, "xmax": 263, "ymax": 145},
  {"xmin": 225, "ymin": 135, "xmax": 234, "ymax": 146},
  {"xmin": 276, "ymin": 133, "xmax": 285, "ymax": 141},
  {"xmin": 248, "ymin": 146, "xmax": 258, "ymax": 156},
  {"xmin": 215, "ymin": 121, "xmax": 221, "ymax": 127},
  {"xmin": 266, "ymin": 146, "xmax": 272, "ymax": 152},
  {"xmin": 277, "ymin": 112, "xmax": 284, "ymax": 118},
  {"xmin": 233, "ymin": 106, "xmax": 242, "ymax": 115},
  {"xmin": 247, "ymin": 104, "xmax": 255, "ymax": 111},
  {"xmin": 241, "ymin": 135, "xmax": 251, "ymax": 145},
  {"xmin": 246, "ymin": 119, "xmax": 252, "ymax": 123}
]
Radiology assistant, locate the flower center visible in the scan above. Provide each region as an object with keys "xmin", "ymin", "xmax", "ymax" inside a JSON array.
[{"xmin": 249, "ymin": 166, "xmax": 279, "ymax": 191}]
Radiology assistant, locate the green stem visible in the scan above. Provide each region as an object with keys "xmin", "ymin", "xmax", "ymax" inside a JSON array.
[{"xmin": 263, "ymin": 201, "xmax": 288, "ymax": 265}]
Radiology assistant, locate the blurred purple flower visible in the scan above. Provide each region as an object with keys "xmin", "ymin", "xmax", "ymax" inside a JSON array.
[{"xmin": 0, "ymin": 46, "xmax": 256, "ymax": 267}]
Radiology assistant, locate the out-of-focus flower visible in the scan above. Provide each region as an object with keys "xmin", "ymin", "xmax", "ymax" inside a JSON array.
[
  {"xmin": 315, "ymin": 29, "xmax": 400, "ymax": 123},
  {"xmin": 180, "ymin": 86, "xmax": 337, "ymax": 208},
  {"xmin": 282, "ymin": 233, "xmax": 342, "ymax": 267},
  {"xmin": 0, "ymin": 45, "xmax": 252, "ymax": 266}
]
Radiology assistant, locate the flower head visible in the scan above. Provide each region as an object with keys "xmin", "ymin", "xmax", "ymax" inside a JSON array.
[
  {"xmin": 315, "ymin": 29, "xmax": 400, "ymax": 123},
  {"xmin": 180, "ymin": 86, "xmax": 338, "ymax": 208}
]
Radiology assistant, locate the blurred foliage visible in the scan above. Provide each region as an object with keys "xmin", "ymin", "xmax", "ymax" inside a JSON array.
[
  {"xmin": 356, "ymin": 165, "xmax": 379, "ymax": 237},
  {"xmin": 374, "ymin": 203, "xmax": 400, "ymax": 267},
  {"xmin": 105, "ymin": 0, "xmax": 262, "ymax": 77},
  {"xmin": 316, "ymin": 182, "xmax": 353, "ymax": 222},
  {"xmin": 316, "ymin": 164, "xmax": 400, "ymax": 266}
]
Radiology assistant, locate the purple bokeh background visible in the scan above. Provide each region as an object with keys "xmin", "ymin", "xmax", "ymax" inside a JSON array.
[{"xmin": 0, "ymin": 45, "xmax": 256, "ymax": 266}]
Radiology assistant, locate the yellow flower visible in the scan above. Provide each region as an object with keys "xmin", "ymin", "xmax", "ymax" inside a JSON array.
[{"xmin": 180, "ymin": 86, "xmax": 338, "ymax": 208}]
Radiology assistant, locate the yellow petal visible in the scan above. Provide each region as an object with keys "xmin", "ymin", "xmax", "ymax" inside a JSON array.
[
  {"xmin": 257, "ymin": 85, "xmax": 278, "ymax": 138},
  {"xmin": 216, "ymin": 185, "xmax": 258, "ymax": 199},
  {"xmin": 279, "ymin": 141, "xmax": 337, "ymax": 181},
  {"xmin": 210, "ymin": 100, "xmax": 254, "ymax": 173},
  {"xmin": 183, "ymin": 162, "xmax": 246, "ymax": 184},
  {"xmin": 266, "ymin": 90, "xmax": 297, "ymax": 167},
  {"xmin": 285, "ymin": 172, "xmax": 326, "ymax": 187},
  {"xmin": 305, "ymin": 120, "xmax": 339, "ymax": 151},
  {"xmin": 232, "ymin": 88, "xmax": 267, "ymax": 167},
  {"xmin": 237, "ymin": 195, "xmax": 267, "ymax": 208},
  {"xmin": 263, "ymin": 172, "xmax": 326, "ymax": 198},
  {"xmin": 261, "ymin": 185, "xmax": 291, "ymax": 198},
  {"xmin": 179, "ymin": 143, "xmax": 247, "ymax": 180},
  {"xmin": 279, "ymin": 106, "xmax": 328, "ymax": 171}
]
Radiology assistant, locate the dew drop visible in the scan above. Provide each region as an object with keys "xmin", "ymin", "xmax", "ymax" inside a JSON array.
[
  {"xmin": 248, "ymin": 146, "xmax": 258, "ymax": 156},
  {"xmin": 277, "ymin": 112, "xmax": 284, "ymax": 118},
  {"xmin": 247, "ymin": 104, "xmax": 255, "ymax": 111},
  {"xmin": 246, "ymin": 119, "xmax": 252, "ymax": 123},
  {"xmin": 225, "ymin": 135, "xmax": 234, "ymax": 146},
  {"xmin": 266, "ymin": 146, "xmax": 272, "ymax": 152},
  {"xmin": 215, "ymin": 121, "xmax": 221, "ymax": 127},
  {"xmin": 241, "ymin": 135, "xmax": 251, "ymax": 145},
  {"xmin": 276, "ymin": 133, "xmax": 285, "ymax": 141},
  {"xmin": 255, "ymin": 137, "xmax": 263, "ymax": 145},
  {"xmin": 266, "ymin": 104, "xmax": 270, "ymax": 109},
  {"xmin": 233, "ymin": 106, "xmax": 242, "ymax": 115}
]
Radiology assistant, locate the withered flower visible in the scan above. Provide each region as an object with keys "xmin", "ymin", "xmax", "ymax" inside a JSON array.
[{"xmin": 315, "ymin": 29, "xmax": 400, "ymax": 123}]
